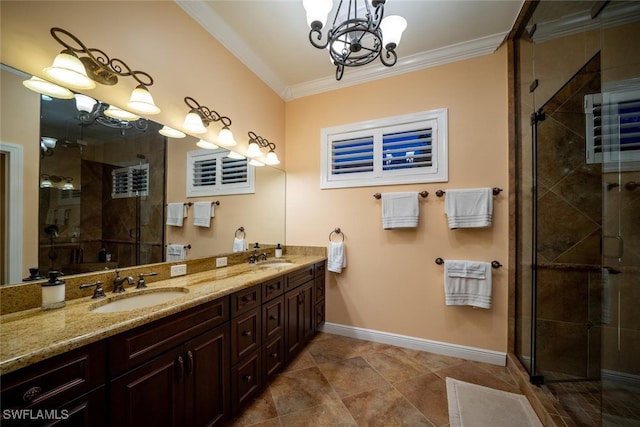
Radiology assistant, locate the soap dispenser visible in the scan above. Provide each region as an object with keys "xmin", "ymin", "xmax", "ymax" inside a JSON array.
[
  {"xmin": 42, "ymin": 271, "xmax": 66, "ymax": 310},
  {"xmin": 275, "ymin": 243, "xmax": 282, "ymax": 258}
]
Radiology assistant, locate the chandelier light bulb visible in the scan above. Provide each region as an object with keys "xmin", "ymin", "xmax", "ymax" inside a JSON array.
[
  {"xmin": 217, "ymin": 126, "xmax": 237, "ymax": 146},
  {"xmin": 159, "ymin": 126, "xmax": 186, "ymax": 138},
  {"xmin": 303, "ymin": 0, "xmax": 333, "ymax": 29},
  {"xmin": 183, "ymin": 111, "xmax": 208, "ymax": 134},
  {"xmin": 44, "ymin": 51, "xmax": 96, "ymax": 90},
  {"xmin": 127, "ymin": 84, "xmax": 160, "ymax": 115},
  {"xmin": 23, "ymin": 76, "xmax": 74, "ymax": 99},
  {"xmin": 380, "ymin": 15, "xmax": 407, "ymax": 50},
  {"xmin": 104, "ymin": 105, "xmax": 139, "ymax": 121},
  {"xmin": 196, "ymin": 139, "xmax": 219, "ymax": 150}
]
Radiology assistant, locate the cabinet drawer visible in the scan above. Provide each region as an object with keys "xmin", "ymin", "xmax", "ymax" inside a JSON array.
[
  {"xmin": 231, "ymin": 309, "xmax": 261, "ymax": 365},
  {"xmin": 262, "ymin": 295, "xmax": 284, "ymax": 341},
  {"xmin": 285, "ymin": 265, "xmax": 314, "ymax": 291},
  {"xmin": 231, "ymin": 351, "xmax": 262, "ymax": 412},
  {"xmin": 314, "ymin": 261, "xmax": 326, "ymax": 278},
  {"xmin": 0, "ymin": 340, "xmax": 106, "ymax": 414},
  {"xmin": 230, "ymin": 285, "xmax": 261, "ymax": 318},
  {"xmin": 263, "ymin": 335, "xmax": 284, "ymax": 381},
  {"xmin": 108, "ymin": 297, "xmax": 228, "ymax": 376},
  {"xmin": 262, "ymin": 276, "xmax": 284, "ymax": 302}
]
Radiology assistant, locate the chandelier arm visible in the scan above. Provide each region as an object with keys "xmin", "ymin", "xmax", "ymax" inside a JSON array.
[
  {"xmin": 308, "ymin": 29, "xmax": 329, "ymax": 49},
  {"xmin": 379, "ymin": 49, "xmax": 398, "ymax": 67}
]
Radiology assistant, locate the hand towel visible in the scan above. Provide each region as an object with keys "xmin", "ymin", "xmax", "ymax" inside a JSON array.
[
  {"xmin": 45, "ymin": 209, "xmax": 56, "ymax": 225},
  {"xmin": 233, "ymin": 238, "xmax": 246, "ymax": 252},
  {"xmin": 327, "ymin": 241, "xmax": 347, "ymax": 273},
  {"xmin": 443, "ymin": 260, "xmax": 492, "ymax": 309},
  {"xmin": 166, "ymin": 244, "xmax": 186, "ymax": 261},
  {"xmin": 56, "ymin": 208, "xmax": 67, "ymax": 225},
  {"xmin": 444, "ymin": 188, "xmax": 493, "ymax": 229},
  {"xmin": 166, "ymin": 203, "xmax": 186, "ymax": 227},
  {"xmin": 381, "ymin": 192, "xmax": 419, "ymax": 229},
  {"xmin": 193, "ymin": 201, "xmax": 214, "ymax": 227}
]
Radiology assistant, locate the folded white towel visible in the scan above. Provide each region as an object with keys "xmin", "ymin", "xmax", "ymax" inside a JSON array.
[
  {"xmin": 327, "ymin": 241, "xmax": 347, "ymax": 273},
  {"xmin": 381, "ymin": 192, "xmax": 419, "ymax": 229},
  {"xmin": 233, "ymin": 238, "xmax": 245, "ymax": 252},
  {"xmin": 443, "ymin": 260, "xmax": 492, "ymax": 309},
  {"xmin": 193, "ymin": 201, "xmax": 214, "ymax": 227},
  {"xmin": 444, "ymin": 188, "xmax": 493, "ymax": 229},
  {"xmin": 166, "ymin": 244, "xmax": 186, "ymax": 261},
  {"xmin": 166, "ymin": 203, "xmax": 186, "ymax": 227}
]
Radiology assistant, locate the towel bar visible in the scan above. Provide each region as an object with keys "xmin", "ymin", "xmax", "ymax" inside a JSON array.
[
  {"xmin": 435, "ymin": 258, "xmax": 502, "ymax": 269},
  {"xmin": 373, "ymin": 191, "xmax": 428, "ymax": 199},
  {"xmin": 329, "ymin": 228, "xmax": 345, "ymax": 241},
  {"xmin": 435, "ymin": 187, "xmax": 502, "ymax": 197}
]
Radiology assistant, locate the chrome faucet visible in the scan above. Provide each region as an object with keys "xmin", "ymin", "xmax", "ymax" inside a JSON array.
[
  {"xmin": 248, "ymin": 245, "xmax": 267, "ymax": 264},
  {"xmin": 113, "ymin": 268, "xmax": 135, "ymax": 293}
]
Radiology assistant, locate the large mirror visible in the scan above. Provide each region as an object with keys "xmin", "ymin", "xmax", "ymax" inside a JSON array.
[{"xmin": 1, "ymin": 65, "xmax": 286, "ymax": 285}]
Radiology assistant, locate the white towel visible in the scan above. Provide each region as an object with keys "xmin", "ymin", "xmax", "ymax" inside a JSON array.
[
  {"xmin": 56, "ymin": 209, "xmax": 67, "ymax": 225},
  {"xmin": 381, "ymin": 192, "xmax": 419, "ymax": 229},
  {"xmin": 166, "ymin": 203, "xmax": 186, "ymax": 227},
  {"xmin": 327, "ymin": 241, "xmax": 347, "ymax": 273},
  {"xmin": 444, "ymin": 188, "xmax": 493, "ymax": 229},
  {"xmin": 193, "ymin": 201, "xmax": 214, "ymax": 227},
  {"xmin": 443, "ymin": 260, "xmax": 492, "ymax": 309},
  {"xmin": 166, "ymin": 244, "xmax": 186, "ymax": 261},
  {"xmin": 233, "ymin": 238, "xmax": 245, "ymax": 252},
  {"xmin": 45, "ymin": 209, "xmax": 56, "ymax": 225}
]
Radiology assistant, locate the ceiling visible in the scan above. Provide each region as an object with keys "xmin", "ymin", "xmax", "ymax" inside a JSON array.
[{"xmin": 176, "ymin": 0, "xmax": 525, "ymax": 101}]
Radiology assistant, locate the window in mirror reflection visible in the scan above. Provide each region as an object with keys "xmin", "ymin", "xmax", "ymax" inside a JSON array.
[{"xmin": 38, "ymin": 95, "xmax": 166, "ymax": 276}]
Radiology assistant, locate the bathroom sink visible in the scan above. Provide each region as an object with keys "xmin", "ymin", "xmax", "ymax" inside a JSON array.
[
  {"xmin": 257, "ymin": 261, "xmax": 294, "ymax": 268},
  {"xmin": 91, "ymin": 288, "xmax": 189, "ymax": 313}
]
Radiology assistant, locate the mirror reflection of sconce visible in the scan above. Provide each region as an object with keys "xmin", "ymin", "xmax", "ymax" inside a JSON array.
[
  {"xmin": 183, "ymin": 96, "xmax": 236, "ymax": 146},
  {"xmin": 246, "ymin": 131, "xmax": 280, "ymax": 166},
  {"xmin": 74, "ymin": 93, "xmax": 148, "ymax": 135},
  {"xmin": 40, "ymin": 137, "xmax": 57, "ymax": 158},
  {"xmin": 159, "ymin": 126, "xmax": 186, "ymax": 139},
  {"xmin": 40, "ymin": 174, "xmax": 74, "ymax": 190}
]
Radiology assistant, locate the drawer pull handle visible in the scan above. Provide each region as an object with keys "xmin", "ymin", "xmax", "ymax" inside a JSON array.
[
  {"xmin": 269, "ymin": 315, "xmax": 277, "ymax": 321},
  {"xmin": 242, "ymin": 330, "xmax": 252, "ymax": 337},
  {"xmin": 177, "ymin": 356, "xmax": 184, "ymax": 383},
  {"xmin": 23, "ymin": 386, "xmax": 42, "ymax": 402},
  {"xmin": 186, "ymin": 350, "xmax": 194, "ymax": 376},
  {"xmin": 271, "ymin": 352, "xmax": 278, "ymax": 358},
  {"xmin": 244, "ymin": 375, "xmax": 252, "ymax": 382}
]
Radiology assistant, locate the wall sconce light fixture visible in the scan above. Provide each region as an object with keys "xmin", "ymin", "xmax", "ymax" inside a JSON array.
[
  {"xmin": 73, "ymin": 94, "xmax": 147, "ymax": 134},
  {"xmin": 196, "ymin": 139, "xmax": 219, "ymax": 150},
  {"xmin": 159, "ymin": 126, "xmax": 186, "ymax": 139},
  {"xmin": 34, "ymin": 27, "xmax": 160, "ymax": 115},
  {"xmin": 40, "ymin": 174, "xmax": 74, "ymax": 190},
  {"xmin": 40, "ymin": 136, "xmax": 57, "ymax": 158},
  {"xmin": 246, "ymin": 131, "xmax": 280, "ymax": 165},
  {"xmin": 23, "ymin": 76, "xmax": 74, "ymax": 99},
  {"xmin": 183, "ymin": 96, "xmax": 236, "ymax": 146}
]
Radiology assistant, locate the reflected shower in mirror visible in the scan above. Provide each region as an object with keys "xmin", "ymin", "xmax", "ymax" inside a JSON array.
[{"xmin": 37, "ymin": 94, "xmax": 166, "ymax": 277}]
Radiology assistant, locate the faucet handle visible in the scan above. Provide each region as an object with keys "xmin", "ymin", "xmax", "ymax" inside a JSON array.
[
  {"xmin": 80, "ymin": 281, "xmax": 105, "ymax": 299},
  {"xmin": 137, "ymin": 272, "xmax": 158, "ymax": 289}
]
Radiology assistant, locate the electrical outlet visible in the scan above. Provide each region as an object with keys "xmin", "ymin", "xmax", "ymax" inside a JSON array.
[
  {"xmin": 170, "ymin": 264, "xmax": 187, "ymax": 277},
  {"xmin": 216, "ymin": 257, "xmax": 228, "ymax": 267}
]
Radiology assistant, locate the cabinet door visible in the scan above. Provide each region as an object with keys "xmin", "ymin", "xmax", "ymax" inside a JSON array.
[
  {"xmin": 284, "ymin": 288, "xmax": 303, "ymax": 360},
  {"xmin": 110, "ymin": 347, "xmax": 184, "ymax": 427},
  {"xmin": 185, "ymin": 324, "xmax": 230, "ymax": 427},
  {"xmin": 300, "ymin": 282, "xmax": 315, "ymax": 343}
]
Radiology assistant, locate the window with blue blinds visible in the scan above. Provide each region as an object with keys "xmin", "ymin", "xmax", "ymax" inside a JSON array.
[
  {"xmin": 585, "ymin": 89, "xmax": 640, "ymax": 166},
  {"xmin": 187, "ymin": 149, "xmax": 255, "ymax": 197},
  {"xmin": 321, "ymin": 109, "xmax": 447, "ymax": 189}
]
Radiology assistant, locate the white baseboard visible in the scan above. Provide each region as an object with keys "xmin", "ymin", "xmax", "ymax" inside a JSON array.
[{"xmin": 320, "ymin": 322, "xmax": 506, "ymax": 366}]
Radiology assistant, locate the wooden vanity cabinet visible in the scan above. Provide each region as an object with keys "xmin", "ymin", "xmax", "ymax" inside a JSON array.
[
  {"xmin": 314, "ymin": 261, "xmax": 326, "ymax": 328},
  {"xmin": 108, "ymin": 298, "xmax": 230, "ymax": 427},
  {"xmin": 284, "ymin": 276, "xmax": 315, "ymax": 361},
  {"xmin": 0, "ymin": 341, "xmax": 106, "ymax": 427}
]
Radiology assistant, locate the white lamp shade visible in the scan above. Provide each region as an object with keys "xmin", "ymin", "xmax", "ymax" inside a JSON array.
[
  {"xmin": 159, "ymin": 126, "xmax": 186, "ymax": 138},
  {"xmin": 74, "ymin": 94, "xmax": 97, "ymax": 113},
  {"xmin": 196, "ymin": 139, "xmax": 219, "ymax": 150},
  {"xmin": 62, "ymin": 181, "xmax": 74, "ymax": 190},
  {"xmin": 246, "ymin": 141, "xmax": 263, "ymax": 158},
  {"xmin": 303, "ymin": 0, "xmax": 333, "ymax": 28},
  {"xmin": 40, "ymin": 178, "xmax": 53, "ymax": 188},
  {"xmin": 41, "ymin": 137, "xmax": 57, "ymax": 149},
  {"xmin": 23, "ymin": 76, "xmax": 74, "ymax": 99},
  {"xmin": 249, "ymin": 159, "xmax": 265, "ymax": 167},
  {"xmin": 380, "ymin": 15, "xmax": 407, "ymax": 49},
  {"xmin": 127, "ymin": 85, "xmax": 160, "ymax": 115},
  {"xmin": 44, "ymin": 52, "xmax": 96, "ymax": 90},
  {"xmin": 183, "ymin": 111, "xmax": 207, "ymax": 134},
  {"xmin": 104, "ymin": 105, "xmax": 139, "ymax": 121},
  {"xmin": 265, "ymin": 151, "xmax": 280, "ymax": 165},
  {"xmin": 217, "ymin": 127, "xmax": 237, "ymax": 146},
  {"xmin": 227, "ymin": 151, "xmax": 245, "ymax": 160}
]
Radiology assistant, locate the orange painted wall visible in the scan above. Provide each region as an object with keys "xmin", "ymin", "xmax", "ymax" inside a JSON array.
[{"xmin": 285, "ymin": 48, "xmax": 510, "ymax": 351}]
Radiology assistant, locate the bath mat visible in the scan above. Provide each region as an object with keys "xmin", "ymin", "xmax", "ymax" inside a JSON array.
[{"xmin": 446, "ymin": 377, "xmax": 543, "ymax": 427}]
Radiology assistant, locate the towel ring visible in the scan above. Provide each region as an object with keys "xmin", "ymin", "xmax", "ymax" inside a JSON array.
[
  {"xmin": 329, "ymin": 228, "xmax": 345, "ymax": 242},
  {"xmin": 435, "ymin": 258, "xmax": 502, "ymax": 269},
  {"xmin": 235, "ymin": 227, "xmax": 245, "ymax": 238}
]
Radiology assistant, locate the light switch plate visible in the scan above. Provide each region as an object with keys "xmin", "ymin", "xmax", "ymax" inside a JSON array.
[
  {"xmin": 216, "ymin": 257, "xmax": 228, "ymax": 267},
  {"xmin": 170, "ymin": 264, "xmax": 187, "ymax": 277}
]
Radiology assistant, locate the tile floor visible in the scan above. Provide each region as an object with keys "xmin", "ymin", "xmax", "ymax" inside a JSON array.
[{"xmin": 226, "ymin": 332, "xmax": 526, "ymax": 426}]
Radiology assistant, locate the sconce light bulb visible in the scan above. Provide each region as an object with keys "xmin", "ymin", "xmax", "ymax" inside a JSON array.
[
  {"xmin": 44, "ymin": 51, "xmax": 96, "ymax": 90},
  {"xmin": 227, "ymin": 151, "xmax": 245, "ymax": 160},
  {"xmin": 217, "ymin": 126, "xmax": 237, "ymax": 147},
  {"xmin": 246, "ymin": 141, "xmax": 263, "ymax": 158},
  {"xmin": 23, "ymin": 76, "xmax": 74, "ymax": 99},
  {"xmin": 104, "ymin": 105, "xmax": 139, "ymax": 121},
  {"xmin": 74, "ymin": 94, "xmax": 97, "ymax": 113},
  {"xmin": 159, "ymin": 126, "xmax": 186, "ymax": 138},
  {"xmin": 249, "ymin": 159, "xmax": 265, "ymax": 167},
  {"xmin": 196, "ymin": 139, "xmax": 219, "ymax": 150},
  {"xmin": 183, "ymin": 111, "xmax": 208, "ymax": 134},
  {"xmin": 41, "ymin": 137, "xmax": 58, "ymax": 149},
  {"xmin": 265, "ymin": 151, "xmax": 280, "ymax": 165},
  {"xmin": 127, "ymin": 85, "xmax": 160, "ymax": 115}
]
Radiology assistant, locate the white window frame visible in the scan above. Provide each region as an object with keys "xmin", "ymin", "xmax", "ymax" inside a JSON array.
[
  {"xmin": 186, "ymin": 149, "xmax": 255, "ymax": 197},
  {"xmin": 320, "ymin": 109, "xmax": 448, "ymax": 189}
]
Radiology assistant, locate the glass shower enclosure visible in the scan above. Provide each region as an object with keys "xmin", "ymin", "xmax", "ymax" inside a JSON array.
[{"xmin": 515, "ymin": 1, "xmax": 640, "ymax": 425}]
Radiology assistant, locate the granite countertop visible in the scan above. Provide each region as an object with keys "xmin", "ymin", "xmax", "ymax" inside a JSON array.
[{"xmin": 0, "ymin": 255, "xmax": 325, "ymax": 376}]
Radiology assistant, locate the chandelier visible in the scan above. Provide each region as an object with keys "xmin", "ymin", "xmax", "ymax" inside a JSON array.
[{"xmin": 303, "ymin": 0, "xmax": 407, "ymax": 80}]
